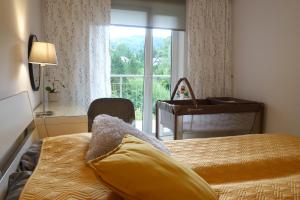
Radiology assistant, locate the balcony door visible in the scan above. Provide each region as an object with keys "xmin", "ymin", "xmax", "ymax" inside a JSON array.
[{"xmin": 110, "ymin": 26, "xmax": 175, "ymax": 134}]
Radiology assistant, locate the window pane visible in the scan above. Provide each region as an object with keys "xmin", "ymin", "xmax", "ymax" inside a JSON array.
[
  {"xmin": 152, "ymin": 29, "xmax": 172, "ymax": 133},
  {"xmin": 110, "ymin": 26, "xmax": 145, "ymax": 130}
]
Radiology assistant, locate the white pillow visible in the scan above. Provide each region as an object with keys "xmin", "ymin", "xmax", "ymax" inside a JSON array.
[{"xmin": 86, "ymin": 114, "xmax": 170, "ymax": 161}]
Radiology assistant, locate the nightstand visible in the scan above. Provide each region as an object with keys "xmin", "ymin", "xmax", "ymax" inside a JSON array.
[{"xmin": 34, "ymin": 102, "xmax": 88, "ymax": 138}]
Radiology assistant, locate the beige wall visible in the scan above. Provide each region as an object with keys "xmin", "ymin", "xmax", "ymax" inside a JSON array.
[
  {"xmin": 233, "ymin": 0, "xmax": 300, "ymax": 135},
  {"xmin": 0, "ymin": 0, "xmax": 42, "ymax": 108}
]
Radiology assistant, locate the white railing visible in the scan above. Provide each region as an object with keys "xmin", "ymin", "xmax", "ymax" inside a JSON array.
[
  {"xmin": 111, "ymin": 74, "xmax": 171, "ymax": 132},
  {"xmin": 111, "ymin": 74, "xmax": 170, "ymax": 98}
]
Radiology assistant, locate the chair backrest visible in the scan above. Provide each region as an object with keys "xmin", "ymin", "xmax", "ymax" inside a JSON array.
[{"xmin": 87, "ymin": 98, "xmax": 135, "ymax": 132}]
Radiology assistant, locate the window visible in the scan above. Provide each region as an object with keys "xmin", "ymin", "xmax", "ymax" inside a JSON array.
[
  {"xmin": 110, "ymin": 26, "xmax": 146, "ymax": 128},
  {"xmin": 110, "ymin": 0, "xmax": 186, "ymax": 134},
  {"xmin": 110, "ymin": 26, "xmax": 185, "ymax": 134}
]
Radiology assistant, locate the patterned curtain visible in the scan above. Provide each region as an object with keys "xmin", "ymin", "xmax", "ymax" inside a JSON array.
[
  {"xmin": 42, "ymin": 0, "xmax": 111, "ymax": 109},
  {"xmin": 186, "ymin": 0, "xmax": 233, "ymax": 98}
]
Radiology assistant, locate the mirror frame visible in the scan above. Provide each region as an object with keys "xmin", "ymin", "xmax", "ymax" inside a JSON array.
[{"xmin": 28, "ymin": 34, "xmax": 41, "ymax": 91}]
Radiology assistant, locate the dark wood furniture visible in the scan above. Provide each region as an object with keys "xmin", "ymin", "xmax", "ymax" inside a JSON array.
[{"xmin": 156, "ymin": 78, "xmax": 264, "ymax": 140}]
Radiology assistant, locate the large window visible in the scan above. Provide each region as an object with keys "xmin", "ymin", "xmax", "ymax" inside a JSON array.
[
  {"xmin": 110, "ymin": 26, "xmax": 173, "ymax": 134},
  {"xmin": 110, "ymin": 0, "xmax": 186, "ymax": 134}
]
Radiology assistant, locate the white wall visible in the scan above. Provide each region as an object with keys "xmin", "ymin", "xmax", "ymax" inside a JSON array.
[
  {"xmin": 0, "ymin": 0, "xmax": 42, "ymax": 108},
  {"xmin": 233, "ymin": 0, "xmax": 300, "ymax": 135}
]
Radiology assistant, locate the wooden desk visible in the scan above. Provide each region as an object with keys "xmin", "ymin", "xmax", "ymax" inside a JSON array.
[{"xmin": 34, "ymin": 102, "xmax": 88, "ymax": 138}]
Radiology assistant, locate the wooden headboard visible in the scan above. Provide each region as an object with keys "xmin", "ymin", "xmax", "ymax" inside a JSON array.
[{"xmin": 0, "ymin": 91, "xmax": 39, "ymax": 199}]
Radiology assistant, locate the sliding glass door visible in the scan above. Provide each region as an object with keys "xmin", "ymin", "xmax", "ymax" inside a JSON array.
[{"xmin": 110, "ymin": 26, "xmax": 172, "ymax": 134}]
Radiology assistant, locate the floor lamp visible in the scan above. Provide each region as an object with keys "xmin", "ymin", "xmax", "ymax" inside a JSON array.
[{"xmin": 29, "ymin": 42, "xmax": 58, "ymax": 116}]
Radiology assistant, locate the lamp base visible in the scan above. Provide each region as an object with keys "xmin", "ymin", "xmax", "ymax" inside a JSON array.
[{"xmin": 35, "ymin": 111, "xmax": 54, "ymax": 117}]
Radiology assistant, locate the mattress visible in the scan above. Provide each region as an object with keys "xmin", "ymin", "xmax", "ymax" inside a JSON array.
[{"xmin": 20, "ymin": 133, "xmax": 300, "ymax": 200}]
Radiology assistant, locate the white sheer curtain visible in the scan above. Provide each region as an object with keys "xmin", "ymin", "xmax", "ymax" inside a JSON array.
[
  {"xmin": 186, "ymin": 0, "xmax": 233, "ymax": 98},
  {"xmin": 42, "ymin": 0, "xmax": 111, "ymax": 109}
]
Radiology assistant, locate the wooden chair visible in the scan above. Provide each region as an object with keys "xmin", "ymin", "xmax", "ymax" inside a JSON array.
[{"xmin": 87, "ymin": 98, "xmax": 135, "ymax": 132}]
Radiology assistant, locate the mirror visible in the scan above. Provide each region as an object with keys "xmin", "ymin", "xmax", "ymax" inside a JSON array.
[{"xmin": 28, "ymin": 34, "xmax": 41, "ymax": 91}]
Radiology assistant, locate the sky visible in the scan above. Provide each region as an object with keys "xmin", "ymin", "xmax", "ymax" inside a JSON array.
[{"xmin": 110, "ymin": 26, "xmax": 171, "ymax": 39}]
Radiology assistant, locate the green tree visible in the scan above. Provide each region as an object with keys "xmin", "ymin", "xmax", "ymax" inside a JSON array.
[{"xmin": 110, "ymin": 35, "xmax": 172, "ymax": 120}]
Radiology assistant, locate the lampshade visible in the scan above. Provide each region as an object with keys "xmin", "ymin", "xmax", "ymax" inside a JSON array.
[{"xmin": 29, "ymin": 42, "xmax": 57, "ymax": 65}]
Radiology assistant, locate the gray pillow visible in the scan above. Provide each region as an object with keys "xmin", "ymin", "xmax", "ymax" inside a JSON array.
[{"xmin": 86, "ymin": 114, "xmax": 170, "ymax": 161}]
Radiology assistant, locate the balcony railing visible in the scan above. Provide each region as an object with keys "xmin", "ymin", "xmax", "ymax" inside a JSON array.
[
  {"xmin": 111, "ymin": 74, "xmax": 171, "ymax": 134},
  {"xmin": 111, "ymin": 74, "xmax": 171, "ymax": 98}
]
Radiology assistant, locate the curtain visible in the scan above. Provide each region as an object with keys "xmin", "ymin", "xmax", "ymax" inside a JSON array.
[
  {"xmin": 186, "ymin": 0, "xmax": 232, "ymax": 98},
  {"xmin": 42, "ymin": 0, "xmax": 111, "ymax": 109}
]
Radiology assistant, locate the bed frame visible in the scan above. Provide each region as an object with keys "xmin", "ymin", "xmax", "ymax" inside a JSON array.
[{"xmin": 0, "ymin": 91, "xmax": 39, "ymax": 199}]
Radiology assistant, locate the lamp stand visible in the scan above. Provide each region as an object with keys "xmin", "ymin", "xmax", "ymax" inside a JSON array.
[{"xmin": 35, "ymin": 64, "xmax": 53, "ymax": 117}]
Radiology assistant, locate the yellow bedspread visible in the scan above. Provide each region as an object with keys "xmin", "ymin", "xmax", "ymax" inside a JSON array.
[
  {"xmin": 165, "ymin": 133, "xmax": 300, "ymax": 199},
  {"xmin": 20, "ymin": 133, "xmax": 121, "ymax": 200},
  {"xmin": 20, "ymin": 133, "xmax": 300, "ymax": 200}
]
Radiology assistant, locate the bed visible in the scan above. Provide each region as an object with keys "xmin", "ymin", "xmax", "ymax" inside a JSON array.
[
  {"xmin": 1, "ymin": 93, "xmax": 300, "ymax": 200},
  {"xmin": 17, "ymin": 133, "xmax": 300, "ymax": 200}
]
